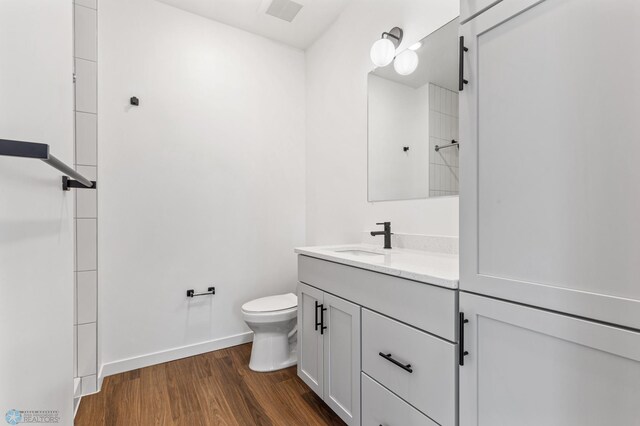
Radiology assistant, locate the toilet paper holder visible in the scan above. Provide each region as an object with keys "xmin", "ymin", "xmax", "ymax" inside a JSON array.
[{"xmin": 186, "ymin": 287, "xmax": 216, "ymax": 298}]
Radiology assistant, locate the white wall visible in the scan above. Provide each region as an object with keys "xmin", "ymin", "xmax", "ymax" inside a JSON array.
[
  {"xmin": 368, "ymin": 74, "xmax": 429, "ymax": 201},
  {"xmin": 306, "ymin": 0, "xmax": 460, "ymax": 244},
  {"xmin": 0, "ymin": 1, "xmax": 74, "ymax": 424},
  {"xmin": 99, "ymin": 0, "xmax": 306, "ymax": 373}
]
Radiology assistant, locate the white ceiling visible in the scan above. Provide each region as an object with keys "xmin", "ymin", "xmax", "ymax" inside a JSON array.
[{"xmin": 156, "ymin": 0, "xmax": 351, "ymax": 50}]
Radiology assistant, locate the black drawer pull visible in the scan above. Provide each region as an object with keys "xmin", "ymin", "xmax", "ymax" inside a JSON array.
[
  {"xmin": 320, "ymin": 304, "xmax": 327, "ymax": 335},
  {"xmin": 315, "ymin": 301, "xmax": 321, "ymax": 331},
  {"xmin": 379, "ymin": 352, "xmax": 413, "ymax": 373},
  {"xmin": 459, "ymin": 36, "xmax": 469, "ymax": 91},
  {"xmin": 459, "ymin": 312, "xmax": 470, "ymax": 366}
]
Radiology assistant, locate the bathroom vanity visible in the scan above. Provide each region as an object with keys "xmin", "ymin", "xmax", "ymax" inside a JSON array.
[{"xmin": 295, "ymin": 245, "xmax": 459, "ymax": 426}]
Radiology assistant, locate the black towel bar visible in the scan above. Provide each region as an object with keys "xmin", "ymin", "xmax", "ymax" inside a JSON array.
[{"xmin": 0, "ymin": 139, "xmax": 96, "ymax": 190}]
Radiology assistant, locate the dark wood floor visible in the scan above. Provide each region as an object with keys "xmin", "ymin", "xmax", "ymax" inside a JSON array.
[{"xmin": 75, "ymin": 343, "xmax": 345, "ymax": 426}]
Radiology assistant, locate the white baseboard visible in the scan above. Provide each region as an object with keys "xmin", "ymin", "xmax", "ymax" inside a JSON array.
[{"xmin": 98, "ymin": 331, "xmax": 253, "ymax": 389}]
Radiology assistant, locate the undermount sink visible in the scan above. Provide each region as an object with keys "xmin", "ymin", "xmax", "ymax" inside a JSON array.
[{"xmin": 333, "ymin": 249, "xmax": 385, "ymax": 257}]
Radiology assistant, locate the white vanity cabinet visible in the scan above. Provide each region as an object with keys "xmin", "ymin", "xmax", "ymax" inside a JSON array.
[
  {"xmin": 459, "ymin": 292, "xmax": 640, "ymax": 425},
  {"xmin": 297, "ymin": 254, "xmax": 459, "ymax": 426},
  {"xmin": 298, "ymin": 282, "xmax": 361, "ymax": 426}
]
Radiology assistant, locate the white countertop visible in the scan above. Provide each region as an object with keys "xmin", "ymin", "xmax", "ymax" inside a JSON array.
[{"xmin": 295, "ymin": 244, "xmax": 459, "ymax": 289}]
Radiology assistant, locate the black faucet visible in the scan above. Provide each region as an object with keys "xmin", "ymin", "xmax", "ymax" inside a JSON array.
[{"xmin": 371, "ymin": 222, "xmax": 392, "ymax": 249}]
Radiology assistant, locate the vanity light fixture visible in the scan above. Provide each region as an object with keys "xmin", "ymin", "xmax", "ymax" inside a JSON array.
[
  {"xmin": 370, "ymin": 27, "xmax": 403, "ymax": 67},
  {"xmin": 394, "ymin": 49, "xmax": 419, "ymax": 76}
]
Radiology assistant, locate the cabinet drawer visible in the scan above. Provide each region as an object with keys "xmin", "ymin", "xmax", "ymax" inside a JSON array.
[
  {"xmin": 362, "ymin": 373, "xmax": 437, "ymax": 426},
  {"xmin": 362, "ymin": 309, "xmax": 457, "ymax": 426},
  {"xmin": 461, "ymin": 0, "xmax": 502, "ymax": 22},
  {"xmin": 298, "ymin": 255, "xmax": 457, "ymax": 340}
]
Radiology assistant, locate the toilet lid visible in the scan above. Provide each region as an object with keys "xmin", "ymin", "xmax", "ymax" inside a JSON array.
[{"xmin": 242, "ymin": 293, "xmax": 297, "ymax": 313}]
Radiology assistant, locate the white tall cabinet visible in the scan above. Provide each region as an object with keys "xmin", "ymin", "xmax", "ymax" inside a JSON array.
[
  {"xmin": 459, "ymin": 0, "xmax": 640, "ymax": 423},
  {"xmin": 459, "ymin": 0, "xmax": 640, "ymax": 329}
]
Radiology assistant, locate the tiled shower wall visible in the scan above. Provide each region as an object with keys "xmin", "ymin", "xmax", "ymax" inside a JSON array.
[
  {"xmin": 429, "ymin": 83, "xmax": 459, "ymax": 197},
  {"xmin": 73, "ymin": 0, "xmax": 98, "ymax": 399}
]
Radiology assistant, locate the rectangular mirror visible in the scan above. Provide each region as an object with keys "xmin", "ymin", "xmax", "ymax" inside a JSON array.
[{"xmin": 368, "ymin": 18, "xmax": 460, "ymax": 202}]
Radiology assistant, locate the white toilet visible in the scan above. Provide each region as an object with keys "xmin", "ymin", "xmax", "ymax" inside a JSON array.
[{"xmin": 241, "ymin": 293, "xmax": 298, "ymax": 372}]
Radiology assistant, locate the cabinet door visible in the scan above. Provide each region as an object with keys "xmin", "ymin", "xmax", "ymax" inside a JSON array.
[
  {"xmin": 297, "ymin": 283, "xmax": 324, "ymax": 397},
  {"xmin": 459, "ymin": 0, "xmax": 640, "ymax": 329},
  {"xmin": 459, "ymin": 292, "xmax": 640, "ymax": 426},
  {"xmin": 323, "ymin": 293, "xmax": 361, "ymax": 426}
]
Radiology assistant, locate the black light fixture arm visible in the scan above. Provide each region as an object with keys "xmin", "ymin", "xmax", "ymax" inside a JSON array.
[
  {"xmin": 381, "ymin": 27, "xmax": 404, "ymax": 49},
  {"xmin": 381, "ymin": 31, "xmax": 400, "ymax": 41}
]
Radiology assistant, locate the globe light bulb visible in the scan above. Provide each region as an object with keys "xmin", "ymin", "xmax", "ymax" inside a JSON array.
[
  {"xmin": 393, "ymin": 49, "xmax": 419, "ymax": 76},
  {"xmin": 370, "ymin": 38, "xmax": 396, "ymax": 67}
]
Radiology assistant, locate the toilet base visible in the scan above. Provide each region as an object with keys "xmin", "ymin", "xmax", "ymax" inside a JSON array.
[{"xmin": 248, "ymin": 329, "xmax": 297, "ymax": 372}]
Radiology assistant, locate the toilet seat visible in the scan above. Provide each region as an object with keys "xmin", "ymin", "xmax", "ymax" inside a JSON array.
[
  {"xmin": 242, "ymin": 306, "xmax": 297, "ymax": 323},
  {"xmin": 242, "ymin": 293, "xmax": 297, "ymax": 313},
  {"xmin": 242, "ymin": 293, "xmax": 298, "ymax": 324}
]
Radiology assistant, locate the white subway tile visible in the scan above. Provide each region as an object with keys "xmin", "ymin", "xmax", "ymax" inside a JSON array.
[
  {"xmin": 75, "ymin": 59, "xmax": 97, "ymax": 113},
  {"xmin": 434, "ymin": 86, "xmax": 441, "ymax": 112},
  {"xmin": 443, "ymin": 90, "xmax": 451, "ymax": 116},
  {"xmin": 429, "ymin": 137, "xmax": 437, "ymax": 152},
  {"xmin": 429, "ymin": 164, "xmax": 435, "ymax": 191},
  {"xmin": 429, "ymin": 112, "xmax": 435, "ymax": 135},
  {"xmin": 76, "ymin": 112, "xmax": 97, "ymax": 166},
  {"xmin": 432, "ymin": 112, "xmax": 440, "ymax": 138},
  {"xmin": 76, "ymin": 219, "xmax": 97, "ymax": 271},
  {"xmin": 78, "ymin": 323, "xmax": 97, "ymax": 376},
  {"xmin": 441, "ymin": 115, "xmax": 450, "ymax": 140},
  {"xmin": 452, "ymin": 117, "xmax": 459, "ymax": 141},
  {"xmin": 74, "ymin": 5, "xmax": 96, "ymax": 61},
  {"xmin": 445, "ymin": 147, "xmax": 452, "ymax": 165},
  {"xmin": 75, "ymin": 166, "xmax": 97, "ymax": 218},
  {"xmin": 77, "ymin": 271, "xmax": 97, "ymax": 324}
]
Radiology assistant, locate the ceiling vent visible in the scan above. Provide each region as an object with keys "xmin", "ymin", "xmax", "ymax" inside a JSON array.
[{"xmin": 265, "ymin": 0, "xmax": 303, "ymax": 23}]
